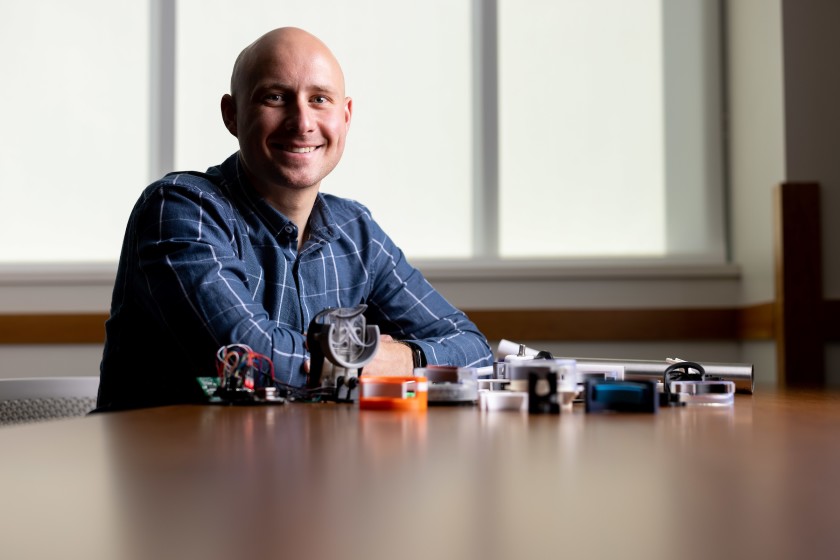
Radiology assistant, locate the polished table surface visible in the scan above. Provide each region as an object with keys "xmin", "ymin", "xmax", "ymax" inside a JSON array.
[{"xmin": 2, "ymin": 389, "xmax": 840, "ymax": 560}]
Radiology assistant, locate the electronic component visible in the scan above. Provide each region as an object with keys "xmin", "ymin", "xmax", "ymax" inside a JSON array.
[
  {"xmin": 528, "ymin": 371, "xmax": 560, "ymax": 414},
  {"xmin": 306, "ymin": 305, "xmax": 380, "ymax": 402},
  {"xmin": 416, "ymin": 366, "xmax": 478, "ymax": 405},
  {"xmin": 197, "ymin": 344, "xmax": 286, "ymax": 405},
  {"xmin": 584, "ymin": 379, "xmax": 659, "ymax": 413},
  {"xmin": 359, "ymin": 376, "xmax": 428, "ymax": 411},
  {"xmin": 506, "ymin": 359, "xmax": 578, "ymax": 411}
]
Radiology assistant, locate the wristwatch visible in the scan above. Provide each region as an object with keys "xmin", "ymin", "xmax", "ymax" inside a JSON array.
[{"xmin": 399, "ymin": 341, "xmax": 426, "ymax": 369}]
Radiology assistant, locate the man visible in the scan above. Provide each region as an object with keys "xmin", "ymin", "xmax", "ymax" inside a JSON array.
[{"xmin": 97, "ymin": 27, "xmax": 493, "ymax": 409}]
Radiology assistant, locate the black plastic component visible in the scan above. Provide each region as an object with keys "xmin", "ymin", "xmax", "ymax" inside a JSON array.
[
  {"xmin": 662, "ymin": 361, "xmax": 708, "ymax": 404},
  {"xmin": 584, "ymin": 379, "xmax": 659, "ymax": 413},
  {"xmin": 528, "ymin": 371, "xmax": 560, "ymax": 414}
]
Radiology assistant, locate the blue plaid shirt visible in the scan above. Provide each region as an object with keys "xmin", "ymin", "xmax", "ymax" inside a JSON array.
[{"xmin": 98, "ymin": 153, "xmax": 492, "ymax": 409}]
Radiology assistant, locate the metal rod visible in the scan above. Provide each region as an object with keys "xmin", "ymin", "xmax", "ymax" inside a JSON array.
[{"xmin": 564, "ymin": 357, "xmax": 754, "ymax": 394}]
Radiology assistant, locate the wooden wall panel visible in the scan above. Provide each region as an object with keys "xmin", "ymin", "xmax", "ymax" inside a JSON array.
[
  {"xmin": 774, "ymin": 183, "xmax": 824, "ymax": 386},
  {"xmin": 0, "ymin": 307, "xmax": 777, "ymax": 345},
  {"xmin": 0, "ymin": 313, "xmax": 108, "ymax": 344},
  {"xmin": 466, "ymin": 308, "xmax": 741, "ymax": 342}
]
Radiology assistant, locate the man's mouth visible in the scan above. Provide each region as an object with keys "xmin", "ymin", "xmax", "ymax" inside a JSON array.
[{"xmin": 279, "ymin": 145, "xmax": 318, "ymax": 154}]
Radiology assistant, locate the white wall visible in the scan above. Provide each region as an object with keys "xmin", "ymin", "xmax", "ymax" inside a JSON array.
[
  {"xmin": 726, "ymin": 0, "xmax": 786, "ymax": 384},
  {"xmin": 0, "ymin": 267, "xmax": 114, "ymax": 380},
  {"xmin": 727, "ymin": 0, "xmax": 786, "ymax": 306}
]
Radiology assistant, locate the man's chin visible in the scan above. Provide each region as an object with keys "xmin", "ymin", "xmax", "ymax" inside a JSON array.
[
  {"xmin": 271, "ymin": 171, "xmax": 323, "ymax": 192},
  {"xmin": 270, "ymin": 162, "xmax": 339, "ymax": 192}
]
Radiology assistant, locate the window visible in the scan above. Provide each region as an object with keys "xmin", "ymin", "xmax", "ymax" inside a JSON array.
[
  {"xmin": 0, "ymin": 0, "xmax": 724, "ymax": 265},
  {"xmin": 0, "ymin": 1, "xmax": 149, "ymax": 263},
  {"xmin": 499, "ymin": 0, "xmax": 665, "ymax": 257},
  {"xmin": 495, "ymin": 0, "xmax": 724, "ymax": 260}
]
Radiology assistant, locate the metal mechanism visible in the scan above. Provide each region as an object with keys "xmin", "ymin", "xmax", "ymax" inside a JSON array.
[
  {"xmin": 496, "ymin": 339, "xmax": 754, "ymax": 394},
  {"xmin": 417, "ymin": 366, "xmax": 479, "ymax": 405},
  {"xmin": 661, "ymin": 361, "xmax": 735, "ymax": 407},
  {"xmin": 306, "ymin": 305, "xmax": 380, "ymax": 402}
]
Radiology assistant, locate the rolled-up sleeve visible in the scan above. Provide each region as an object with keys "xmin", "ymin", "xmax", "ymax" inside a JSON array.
[{"xmin": 363, "ymin": 224, "xmax": 493, "ymax": 369}]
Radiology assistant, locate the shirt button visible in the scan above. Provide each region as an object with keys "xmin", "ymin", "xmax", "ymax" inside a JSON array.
[{"xmin": 284, "ymin": 225, "xmax": 294, "ymax": 234}]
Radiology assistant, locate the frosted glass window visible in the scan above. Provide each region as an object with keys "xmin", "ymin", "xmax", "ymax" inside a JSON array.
[
  {"xmin": 498, "ymin": 0, "xmax": 665, "ymax": 258},
  {"xmin": 497, "ymin": 0, "xmax": 724, "ymax": 260},
  {"xmin": 0, "ymin": 1, "xmax": 149, "ymax": 263},
  {"xmin": 176, "ymin": 0, "xmax": 473, "ymax": 258}
]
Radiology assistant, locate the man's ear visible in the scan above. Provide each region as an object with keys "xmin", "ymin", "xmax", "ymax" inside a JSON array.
[
  {"xmin": 344, "ymin": 96, "xmax": 353, "ymax": 129},
  {"xmin": 221, "ymin": 94, "xmax": 238, "ymax": 137}
]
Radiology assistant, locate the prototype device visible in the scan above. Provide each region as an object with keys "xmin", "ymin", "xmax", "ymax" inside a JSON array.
[
  {"xmin": 496, "ymin": 339, "xmax": 754, "ymax": 393},
  {"xmin": 197, "ymin": 344, "xmax": 286, "ymax": 405},
  {"xmin": 306, "ymin": 305, "xmax": 380, "ymax": 402},
  {"xmin": 584, "ymin": 379, "xmax": 659, "ymax": 413},
  {"xmin": 528, "ymin": 371, "xmax": 560, "ymax": 414},
  {"xmin": 417, "ymin": 366, "xmax": 478, "ymax": 405},
  {"xmin": 506, "ymin": 359, "xmax": 578, "ymax": 411},
  {"xmin": 575, "ymin": 363, "xmax": 624, "ymax": 386},
  {"xmin": 479, "ymin": 390, "xmax": 528, "ymax": 412},
  {"xmin": 661, "ymin": 361, "xmax": 735, "ymax": 407},
  {"xmin": 498, "ymin": 343, "xmax": 532, "ymax": 379},
  {"xmin": 359, "ymin": 376, "xmax": 428, "ymax": 411}
]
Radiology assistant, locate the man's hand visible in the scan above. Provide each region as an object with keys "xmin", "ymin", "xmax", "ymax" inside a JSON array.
[{"xmin": 361, "ymin": 334, "xmax": 414, "ymax": 376}]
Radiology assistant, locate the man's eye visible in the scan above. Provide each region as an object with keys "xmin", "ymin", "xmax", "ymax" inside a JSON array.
[
  {"xmin": 312, "ymin": 96, "xmax": 328, "ymax": 104},
  {"xmin": 264, "ymin": 94, "xmax": 285, "ymax": 104}
]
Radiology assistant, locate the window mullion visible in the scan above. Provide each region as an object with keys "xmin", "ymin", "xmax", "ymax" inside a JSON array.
[
  {"xmin": 149, "ymin": 0, "xmax": 177, "ymax": 182},
  {"xmin": 472, "ymin": 0, "xmax": 500, "ymax": 260}
]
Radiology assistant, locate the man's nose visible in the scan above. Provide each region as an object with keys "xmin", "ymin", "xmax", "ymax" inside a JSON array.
[{"xmin": 284, "ymin": 98, "xmax": 314, "ymax": 133}]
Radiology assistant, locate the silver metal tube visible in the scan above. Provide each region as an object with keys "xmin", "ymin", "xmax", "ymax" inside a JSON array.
[{"xmin": 563, "ymin": 357, "xmax": 754, "ymax": 394}]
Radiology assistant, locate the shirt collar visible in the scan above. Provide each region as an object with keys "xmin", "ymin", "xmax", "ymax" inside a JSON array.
[
  {"xmin": 217, "ymin": 152, "xmax": 340, "ymax": 243},
  {"xmin": 307, "ymin": 195, "xmax": 339, "ymax": 243}
]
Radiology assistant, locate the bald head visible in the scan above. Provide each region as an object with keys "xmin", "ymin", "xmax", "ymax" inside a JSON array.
[
  {"xmin": 229, "ymin": 27, "xmax": 346, "ymax": 100},
  {"xmin": 220, "ymin": 26, "xmax": 353, "ymax": 201}
]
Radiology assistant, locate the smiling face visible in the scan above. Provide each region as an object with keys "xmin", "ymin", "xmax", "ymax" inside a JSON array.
[{"xmin": 221, "ymin": 28, "xmax": 352, "ymax": 200}]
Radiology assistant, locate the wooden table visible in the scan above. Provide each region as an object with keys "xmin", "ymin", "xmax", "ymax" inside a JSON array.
[{"xmin": 1, "ymin": 390, "xmax": 839, "ymax": 560}]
